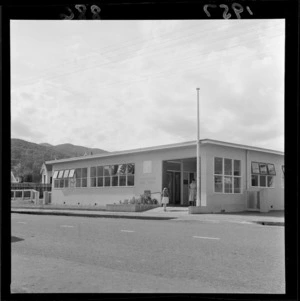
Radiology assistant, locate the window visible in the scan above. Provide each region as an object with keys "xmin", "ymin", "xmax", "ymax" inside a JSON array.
[
  {"xmin": 251, "ymin": 162, "xmax": 276, "ymax": 188},
  {"xmin": 63, "ymin": 170, "xmax": 70, "ymax": 178},
  {"xmin": 54, "ymin": 168, "xmax": 76, "ymax": 189},
  {"xmin": 58, "ymin": 170, "xmax": 64, "ymax": 179},
  {"xmin": 90, "ymin": 163, "xmax": 135, "ymax": 187},
  {"xmin": 214, "ymin": 158, "xmax": 241, "ymax": 194},
  {"xmin": 53, "ymin": 170, "xmax": 59, "ymax": 179},
  {"xmin": 75, "ymin": 168, "xmax": 88, "ymax": 188},
  {"xmin": 251, "ymin": 162, "xmax": 260, "ymax": 174}
]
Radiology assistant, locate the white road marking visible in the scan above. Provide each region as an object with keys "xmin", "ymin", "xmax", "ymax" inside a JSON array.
[
  {"xmin": 16, "ymin": 222, "xmax": 27, "ymax": 224},
  {"xmin": 193, "ymin": 236, "xmax": 220, "ymax": 240},
  {"xmin": 60, "ymin": 225, "xmax": 74, "ymax": 228},
  {"xmin": 121, "ymin": 230, "xmax": 135, "ymax": 233}
]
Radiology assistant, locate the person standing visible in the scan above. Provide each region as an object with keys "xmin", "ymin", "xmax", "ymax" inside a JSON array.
[
  {"xmin": 189, "ymin": 179, "xmax": 197, "ymax": 206},
  {"xmin": 161, "ymin": 187, "xmax": 169, "ymax": 212}
]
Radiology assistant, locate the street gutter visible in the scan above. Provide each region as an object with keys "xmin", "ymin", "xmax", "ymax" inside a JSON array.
[{"xmin": 11, "ymin": 210, "xmax": 176, "ymax": 220}]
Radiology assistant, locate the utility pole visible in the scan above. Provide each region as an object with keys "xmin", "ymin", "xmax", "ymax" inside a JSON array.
[{"xmin": 196, "ymin": 88, "xmax": 201, "ymax": 207}]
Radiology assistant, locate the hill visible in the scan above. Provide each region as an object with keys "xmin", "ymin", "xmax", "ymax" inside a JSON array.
[
  {"xmin": 46, "ymin": 143, "xmax": 107, "ymax": 157},
  {"xmin": 11, "ymin": 138, "xmax": 107, "ymax": 182}
]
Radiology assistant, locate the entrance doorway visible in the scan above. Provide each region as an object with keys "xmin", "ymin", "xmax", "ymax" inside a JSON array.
[{"xmin": 166, "ymin": 171, "xmax": 181, "ymax": 205}]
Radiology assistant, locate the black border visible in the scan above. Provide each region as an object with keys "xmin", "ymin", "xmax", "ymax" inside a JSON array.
[{"xmin": 1, "ymin": 1, "xmax": 299, "ymax": 300}]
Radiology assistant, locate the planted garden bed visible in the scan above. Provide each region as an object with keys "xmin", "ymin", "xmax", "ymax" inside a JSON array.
[{"xmin": 106, "ymin": 204, "xmax": 159, "ymax": 212}]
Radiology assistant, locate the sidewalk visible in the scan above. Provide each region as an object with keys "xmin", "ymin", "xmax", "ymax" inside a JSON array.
[{"xmin": 11, "ymin": 203, "xmax": 284, "ymax": 225}]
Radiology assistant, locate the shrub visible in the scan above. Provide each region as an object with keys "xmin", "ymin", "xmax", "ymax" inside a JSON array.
[{"xmin": 119, "ymin": 193, "xmax": 158, "ymax": 205}]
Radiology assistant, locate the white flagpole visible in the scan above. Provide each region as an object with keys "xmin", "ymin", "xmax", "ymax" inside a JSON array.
[{"xmin": 196, "ymin": 88, "xmax": 201, "ymax": 207}]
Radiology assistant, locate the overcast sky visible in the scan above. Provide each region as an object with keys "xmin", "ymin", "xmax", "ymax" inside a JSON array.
[{"xmin": 11, "ymin": 19, "xmax": 284, "ymax": 152}]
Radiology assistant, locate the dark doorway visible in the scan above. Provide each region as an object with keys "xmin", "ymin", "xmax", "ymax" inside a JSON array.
[{"xmin": 166, "ymin": 171, "xmax": 181, "ymax": 205}]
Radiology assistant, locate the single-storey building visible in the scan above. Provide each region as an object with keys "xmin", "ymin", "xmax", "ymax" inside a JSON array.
[
  {"xmin": 46, "ymin": 139, "xmax": 284, "ymax": 213},
  {"xmin": 40, "ymin": 162, "xmax": 53, "ymax": 184}
]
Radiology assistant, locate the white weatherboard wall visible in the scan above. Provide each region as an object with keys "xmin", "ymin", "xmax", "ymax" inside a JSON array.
[
  {"xmin": 205, "ymin": 144, "xmax": 247, "ymax": 212},
  {"xmin": 51, "ymin": 145, "xmax": 198, "ymax": 206},
  {"xmin": 246, "ymin": 150, "xmax": 284, "ymax": 210},
  {"xmin": 50, "ymin": 142, "xmax": 284, "ymax": 211},
  {"xmin": 203, "ymin": 144, "xmax": 284, "ymax": 212}
]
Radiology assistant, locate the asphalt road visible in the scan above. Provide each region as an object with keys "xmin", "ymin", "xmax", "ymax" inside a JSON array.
[{"xmin": 11, "ymin": 213, "xmax": 285, "ymax": 293}]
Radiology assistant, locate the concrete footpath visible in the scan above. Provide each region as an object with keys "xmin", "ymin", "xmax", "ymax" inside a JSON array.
[{"xmin": 11, "ymin": 204, "xmax": 285, "ymax": 226}]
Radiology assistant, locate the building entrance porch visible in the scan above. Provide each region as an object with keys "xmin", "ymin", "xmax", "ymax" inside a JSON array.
[{"xmin": 162, "ymin": 158, "xmax": 198, "ymax": 206}]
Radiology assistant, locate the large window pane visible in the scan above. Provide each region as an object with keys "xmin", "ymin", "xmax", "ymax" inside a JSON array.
[
  {"xmin": 259, "ymin": 164, "xmax": 268, "ymax": 175},
  {"xmin": 82, "ymin": 168, "xmax": 87, "ymax": 178},
  {"xmin": 112, "ymin": 176, "xmax": 118, "ymax": 186},
  {"xmin": 127, "ymin": 164, "xmax": 135, "ymax": 174},
  {"xmin": 54, "ymin": 180, "xmax": 59, "ymax": 188},
  {"xmin": 251, "ymin": 175, "xmax": 258, "ymax": 186},
  {"xmin": 260, "ymin": 176, "xmax": 266, "ymax": 187},
  {"xmin": 76, "ymin": 168, "xmax": 81, "ymax": 178},
  {"xmin": 53, "ymin": 171, "xmax": 59, "ymax": 179},
  {"xmin": 224, "ymin": 176, "xmax": 233, "ymax": 193},
  {"xmin": 119, "ymin": 175, "xmax": 126, "ymax": 186},
  {"xmin": 267, "ymin": 176, "xmax": 274, "ymax": 187},
  {"xmin": 234, "ymin": 160, "xmax": 241, "ymax": 176},
  {"xmin": 224, "ymin": 159, "xmax": 232, "ymax": 176},
  {"xmin": 214, "ymin": 158, "xmax": 223, "ymax": 175},
  {"xmin": 64, "ymin": 179, "xmax": 69, "ymax": 187},
  {"xmin": 82, "ymin": 178, "xmax": 87, "ymax": 187},
  {"xmin": 104, "ymin": 166, "xmax": 111, "ymax": 176},
  {"xmin": 97, "ymin": 177, "xmax": 103, "ymax": 187},
  {"xmin": 234, "ymin": 177, "xmax": 241, "ymax": 193},
  {"xmin": 76, "ymin": 179, "xmax": 81, "ymax": 187},
  {"xmin": 59, "ymin": 179, "xmax": 64, "ymax": 188},
  {"xmin": 267, "ymin": 164, "xmax": 276, "ymax": 175},
  {"xmin": 97, "ymin": 166, "xmax": 103, "ymax": 176},
  {"xmin": 90, "ymin": 167, "xmax": 96, "ymax": 177},
  {"xmin": 58, "ymin": 170, "xmax": 64, "ymax": 179},
  {"xmin": 118, "ymin": 164, "xmax": 127, "ymax": 174},
  {"xmin": 111, "ymin": 165, "xmax": 119, "ymax": 175},
  {"xmin": 251, "ymin": 162, "xmax": 260, "ymax": 174},
  {"xmin": 127, "ymin": 175, "xmax": 134, "ymax": 186},
  {"xmin": 104, "ymin": 177, "xmax": 110, "ymax": 186},
  {"xmin": 91, "ymin": 177, "xmax": 96, "ymax": 187},
  {"xmin": 69, "ymin": 169, "xmax": 75, "ymax": 178},
  {"xmin": 214, "ymin": 176, "xmax": 223, "ymax": 192},
  {"xmin": 63, "ymin": 170, "xmax": 70, "ymax": 178}
]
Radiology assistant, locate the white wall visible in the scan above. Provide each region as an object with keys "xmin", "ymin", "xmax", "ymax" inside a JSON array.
[
  {"xmin": 51, "ymin": 145, "xmax": 197, "ymax": 206},
  {"xmin": 204, "ymin": 144, "xmax": 284, "ymax": 212},
  {"xmin": 50, "ymin": 143, "xmax": 284, "ymax": 211}
]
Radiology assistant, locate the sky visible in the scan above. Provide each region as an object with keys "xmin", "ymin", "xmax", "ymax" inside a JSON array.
[{"xmin": 11, "ymin": 19, "xmax": 285, "ymax": 152}]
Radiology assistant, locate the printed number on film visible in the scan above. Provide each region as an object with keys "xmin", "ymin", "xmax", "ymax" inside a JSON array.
[
  {"xmin": 60, "ymin": 4, "xmax": 101, "ymax": 20},
  {"xmin": 203, "ymin": 3, "xmax": 253, "ymax": 19}
]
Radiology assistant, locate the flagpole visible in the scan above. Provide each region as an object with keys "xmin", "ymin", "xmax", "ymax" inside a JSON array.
[{"xmin": 196, "ymin": 88, "xmax": 201, "ymax": 207}]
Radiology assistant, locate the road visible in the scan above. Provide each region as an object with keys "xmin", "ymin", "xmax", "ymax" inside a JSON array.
[{"xmin": 11, "ymin": 213, "xmax": 285, "ymax": 293}]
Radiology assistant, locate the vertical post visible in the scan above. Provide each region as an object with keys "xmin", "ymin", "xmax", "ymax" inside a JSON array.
[{"xmin": 196, "ymin": 88, "xmax": 201, "ymax": 207}]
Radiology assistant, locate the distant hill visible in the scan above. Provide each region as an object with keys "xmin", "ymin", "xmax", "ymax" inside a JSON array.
[
  {"xmin": 11, "ymin": 138, "xmax": 107, "ymax": 182},
  {"xmin": 46, "ymin": 143, "xmax": 107, "ymax": 157},
  {"xmin": 39, "ymin": 143, "xmax": 53, "ymax": 147}
]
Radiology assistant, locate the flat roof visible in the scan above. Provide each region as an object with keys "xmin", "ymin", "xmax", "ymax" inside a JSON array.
[{"xmin": 46, "ymin": 139, "xmax": 284, "ymax": 165}]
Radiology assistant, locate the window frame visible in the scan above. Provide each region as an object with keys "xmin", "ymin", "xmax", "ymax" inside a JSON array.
[
  {"xmin": 213, "ymin": 157, "xmax": 242, "ymax": 194},
  {"xmin": 75, "ymin": 167, "xmax": 88, "ymax": 188},
  {"xmin": 251, "ymin": 161, "xmax": 276, "ymax": 188},
  {"xmin": 90, "ymin": 163, "xmax": 135, "ymax": 188}
]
